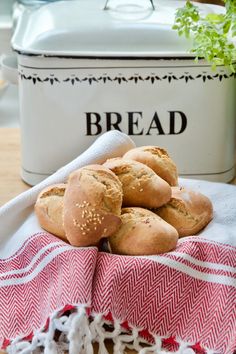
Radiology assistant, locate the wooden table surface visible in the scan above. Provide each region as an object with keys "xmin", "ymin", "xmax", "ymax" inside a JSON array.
[
  {"xmin": 0, "ymin": 127, "xmax": 235, "ymax": 354},
  {"xmin": 0, "ymin": 128, "xmax": 29, "ymax": 206}
]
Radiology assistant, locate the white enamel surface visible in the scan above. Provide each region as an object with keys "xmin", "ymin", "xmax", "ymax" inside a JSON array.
[
  {"xmin": 16, "ymin": 55, "xmax": 236, "ymax": 185},
  {"xmin": 11, "ymin": 0, "xmax": 225, "ymax": 57}
]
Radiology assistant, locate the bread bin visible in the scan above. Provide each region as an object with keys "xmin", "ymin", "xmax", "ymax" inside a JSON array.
[{"xmin": 4, "ymin": 0, "xmax": 236, "ymax": 185}]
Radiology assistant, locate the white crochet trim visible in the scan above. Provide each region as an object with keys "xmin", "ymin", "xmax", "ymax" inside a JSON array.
[{"xmin": 6, "ymin": 305, "xmax": 218, "ymax": 354}]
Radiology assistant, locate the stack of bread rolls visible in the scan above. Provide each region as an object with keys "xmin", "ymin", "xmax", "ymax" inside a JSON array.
[{"xmin": 35, "ymin": 146, "xmax": 213, "ymax": 256}]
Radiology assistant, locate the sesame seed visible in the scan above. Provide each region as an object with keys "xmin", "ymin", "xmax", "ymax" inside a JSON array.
[
  {"xmin": 139, "ymin": 189, "xmax": 144, "ymax": 192},
  {"xmin": 73, "ymin": 219, "xmax": 81, "ymax": 228}
]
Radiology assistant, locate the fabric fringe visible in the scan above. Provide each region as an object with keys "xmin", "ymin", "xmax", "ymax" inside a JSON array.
[{"xmin": 5, "ymin": 305, "xmax": 217, "ymax": 354}]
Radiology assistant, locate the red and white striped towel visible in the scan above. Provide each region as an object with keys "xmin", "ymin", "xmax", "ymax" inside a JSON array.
[{"xmin": 0, "ymin": 131, "xmax": 235, "ymax": 354}]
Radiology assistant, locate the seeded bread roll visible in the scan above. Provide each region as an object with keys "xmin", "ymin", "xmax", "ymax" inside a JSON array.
[
  {"xmin": 34, "ymin": 184, "xmax": 67, "ymax": 241},
  {"xmin": 63, "ymin": 164, "xmax": 123, "ymax": 247},
  {"xmin": 103, "ymin": 158, "xmax": 171, "ymax": 208},
  {"xmin": 123, "ymin": 146, "xmax": 178, "ymax": 186},
  {"xmin": 154, "ymin": 186, "xmax": 213, "ymax": 237},
  {"xmin": 109, "ymin": 207, "xmax": 179, "ymax": 255}
]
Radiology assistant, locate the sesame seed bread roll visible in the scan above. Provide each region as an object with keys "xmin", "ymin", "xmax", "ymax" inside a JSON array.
[
  {"xmin": 34, "ymin": 184, "xmax": 67, "ymax": 241},
  {"xmin": 103, "ymin": 158, "xmax": 171, "ymax": 208},
  {"xmin": 63, "ymin": 164, "xmax": 123, "ymax": 247},
  {"xmin": 154, "ymin": 186, "xmax": 213, "ymax": 237},
  {"xmin": 109, "ymin": 207, "xmax": 179, "ymax": 256},
  {"xmin": 123, "ymin": 146, "xmax": 178, "ymax": 186}
]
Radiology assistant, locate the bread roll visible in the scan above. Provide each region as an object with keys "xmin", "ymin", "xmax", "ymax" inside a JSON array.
[
  {"xmin": 109, "ymin": 207, "xmax": 179, "ymax": 255},
  {"xmin": 63, "ymin": 164, "xmax": 123, "ymax": 247},
  {"xmin": 103, "ymin": 158, "xmax": 171, "ymax": 208},
  {"xmin": 34, "ymin": 184, "xmax": 67, "ymax": 241},
  {"xmin": 123, "ymin": 146, "xmax": 178, "ymax": 186},
  {"xmin": 154, "ymin": 186, "xmax": 213, "ymax": 237}
]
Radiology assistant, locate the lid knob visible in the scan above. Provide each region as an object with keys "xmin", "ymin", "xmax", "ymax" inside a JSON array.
[{"xmin": 104, "ymin": 0, "xmax": 155, "ymax": 11}]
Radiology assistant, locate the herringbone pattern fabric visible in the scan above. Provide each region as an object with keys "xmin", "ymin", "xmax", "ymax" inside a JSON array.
[
  {"xmin": 92, "ymin": 238, "xmax": 236, "ymax": 353},
  {"xmin": 0, "ymin": 233, "xmax": 97, "ymax": 346},
  {"xmin": 0, "ymin": 232, "xmax": 235, "ymax": 353}
]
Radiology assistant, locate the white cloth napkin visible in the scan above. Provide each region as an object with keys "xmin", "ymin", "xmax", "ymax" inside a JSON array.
[{"xmin": 179, "ymin": 177, "xmax": 236, "ymax": 247}]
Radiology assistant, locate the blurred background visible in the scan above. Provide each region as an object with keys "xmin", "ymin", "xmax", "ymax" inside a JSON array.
[{"xmin": 0, "ymin": 1, "xmax": 60, "ymax": 127}]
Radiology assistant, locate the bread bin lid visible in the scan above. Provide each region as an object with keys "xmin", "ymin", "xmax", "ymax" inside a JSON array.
[{"xmin": 11, "ymin": 0, "xmax": 225, "ymax": 58}]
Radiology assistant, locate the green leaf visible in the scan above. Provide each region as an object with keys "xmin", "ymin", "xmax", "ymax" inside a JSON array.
[
  {"xmin": 172, "ymin": 0, "xmax": 236, "ymax": 72},
  {"xmin": 223, "ymin": 19, "xmax": 231, "ymax": 33},
  {"xmin": 205, "ymin": 13, "xmax": 225, "ymax": 23}
]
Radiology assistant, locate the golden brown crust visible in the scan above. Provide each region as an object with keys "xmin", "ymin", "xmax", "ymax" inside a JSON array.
[
  {"xmin": 34, "ymin": 184, "xmax": 67, "ymax": 241},
  {"xmin": 103, "ymin": 158, "xmax": 171, "ymax": 208},
  {"xmin": 154, "ymin": 186, "xmax": 213, "ymax": 237},
  {"xmin": 123, "ymin": 146, "xmax": 178, "ymax": 186},
  {"xmin": 63, "ymin": 164, "xmax": 123, "ymax": 247},
  {"xmin": 109, "ymin": 207, "xmax": 179, "ymax": 255}
]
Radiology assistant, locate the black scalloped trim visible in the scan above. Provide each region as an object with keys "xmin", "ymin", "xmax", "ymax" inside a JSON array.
[{"xmin": 19, "ymin": 70, "xmax": 233, "ymax": 85}]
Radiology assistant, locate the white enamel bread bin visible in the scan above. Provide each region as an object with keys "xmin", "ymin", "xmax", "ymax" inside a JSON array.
[{"xmin": 8, "ymin": 0, "xmax": 236, "ymax": 185}]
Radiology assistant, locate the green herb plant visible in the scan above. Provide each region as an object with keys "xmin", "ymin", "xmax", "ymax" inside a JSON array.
[{"xmin": 173, "ymin": 0, "xmax": 236, "ymax": 71}]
